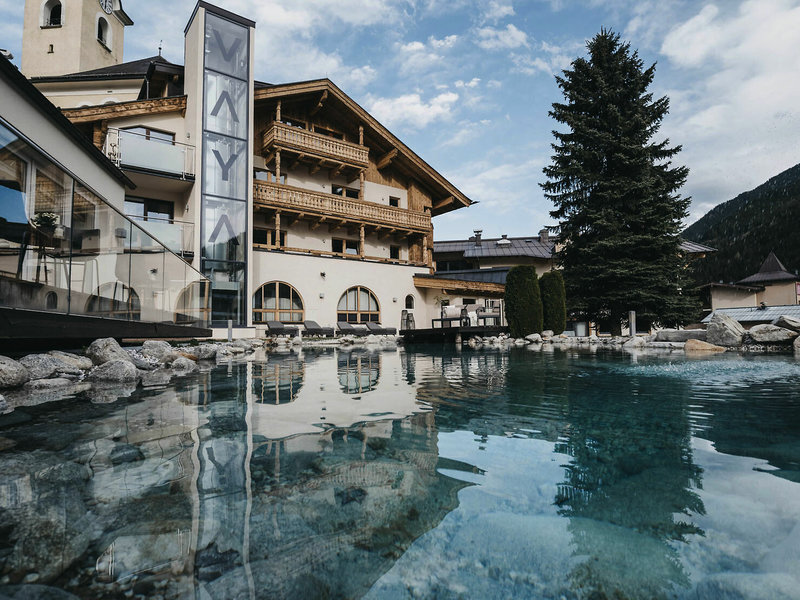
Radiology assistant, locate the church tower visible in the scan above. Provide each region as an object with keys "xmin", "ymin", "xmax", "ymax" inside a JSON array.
[{"xmin": 21, "ymin": 0, "xmax": 133, "ymax": 78}]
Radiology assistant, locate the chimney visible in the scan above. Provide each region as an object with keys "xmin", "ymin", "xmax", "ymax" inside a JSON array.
[
  {"xmin": 473, "ymin": 229, "xmax": 483, "ymax": 246},
  {"xmin": 539, "ymin": 228, "xmax": 549, "ymax": 243}
]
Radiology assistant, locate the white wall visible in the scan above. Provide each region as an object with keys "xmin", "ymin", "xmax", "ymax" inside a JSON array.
[{"xmin": 251, "ymin": 251, "xmax": 435, "ymax": 329}]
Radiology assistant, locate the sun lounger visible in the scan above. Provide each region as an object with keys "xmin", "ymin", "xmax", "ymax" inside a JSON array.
[
  {"xmin": 365, "ymin": 322, "xmax": 397, "ymax": 335},
  {"xmin": 337, "ymin": 321, "xmax": 370, "ymax": 336},
  {"xmin": 266, "ymin": 320, "xmax": 299, "ymax": 337},
  {"xmin": 303, "ymin": 320, "xmax": 335, "ymax": 337}
]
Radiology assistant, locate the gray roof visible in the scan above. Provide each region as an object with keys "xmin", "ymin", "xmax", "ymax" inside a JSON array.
[
  {"xmin": 32, "ymin": 55, "xmax": 178, "ymax": 83},
  {"xmin": 431, "ymin": 268, "xmax": 510, "ymax": 285},
  {"xmin": 737, "ymin": 252, "xmax": 798, "ymax": 285},
  {"xmin": 702, "ymin": 305, "xmax": 800, "ymax": 323},
  {"xmin": 434, "ymin": 236, "xmax": 555, "ymax": 260},
  {"xmin": 680, "ymin": 240, "xmax": 716, "ymax": 254}
]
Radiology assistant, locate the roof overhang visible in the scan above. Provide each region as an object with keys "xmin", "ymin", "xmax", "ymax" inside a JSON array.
[
  {"xmin": 255, "ymin": 79, "xmax": 472, "ymax": 216},
  {"xmin": 414, "ymin": 275, "xmax": 505, "ymax": 298},
  {"xmin": 62, "ymin": 95, "xmax": 187, "ymax": 123}
]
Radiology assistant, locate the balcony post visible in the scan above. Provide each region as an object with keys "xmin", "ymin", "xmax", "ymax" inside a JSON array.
[
  {"xmin": 275, "ymin": 149, "xmax": 281, "ymax": 181},
  {"xmin": 359, "ymin": 225, "xmax": 365, "ymax": 258},
  {"xmin": 276, "ymin": 101, "xmax": 281, "ymax": 122},
  {"xmin": 423, "ymin": 234, "xmax": 429, "ymax": 267},
  {"xmin": 359, "ymin": 172, "xmax": 365, "ymax": 201},
  {"xmin": 274, "ymin": 211, "xmax": 281, "ymax": 248},
  {"xmin": 359, "ymin": 125, "xmax": 364, "ymax": 145}
]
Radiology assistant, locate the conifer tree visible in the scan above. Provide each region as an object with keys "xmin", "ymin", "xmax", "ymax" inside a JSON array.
[
  {"xmin": 540, "ymin": 270, "xmax": 566, "ymax": 334},
  {"xmin": 542, "ymin": 30, "xmax": 694, "ymax": 332},
  {"xmin": 504, "ymin": 265, "xmax": 543, "ymax": 337}
]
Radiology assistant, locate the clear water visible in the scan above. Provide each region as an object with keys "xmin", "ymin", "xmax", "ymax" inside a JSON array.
[{"xmin": 0, "ymin": 347, "xmax": 799, "ymax": 599}]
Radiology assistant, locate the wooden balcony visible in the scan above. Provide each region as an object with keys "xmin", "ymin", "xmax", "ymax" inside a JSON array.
[
  {"xmin": 253, "ymin": 180, "xmax": 431, "ymax": 234},
  {"xmin": 262, "ymin": 121, "xmax": 369, "ymax": 170}
]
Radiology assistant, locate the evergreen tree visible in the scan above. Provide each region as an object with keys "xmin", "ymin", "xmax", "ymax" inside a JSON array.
[
  {"xmin": 504, "ymin": 265, "xmax": 543, "ymax": 337},
  {"xmin": 542, "ymin": 30, "xmax": 694, "ymax": 332},
  {"xmin": 540, "ymin": 270, "xmax": 567, "ymax": 334}
]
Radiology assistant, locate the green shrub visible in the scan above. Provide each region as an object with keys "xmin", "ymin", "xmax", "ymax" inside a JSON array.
[
  {"xmin": 504, "ymin": 265, "xmax": 543, "ymax": 337},
  {"xmin": 540, "ymin": 270, "xmax": 566, "ymax": 334}
]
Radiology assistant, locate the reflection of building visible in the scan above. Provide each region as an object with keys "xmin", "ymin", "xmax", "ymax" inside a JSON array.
[
  {"xmin": 18, "ymin": 0, "xmax": 475, "ymax": 335},
  {"xmin": 0, "ymin": 52, "xmax": 209, "ymax": 344}
]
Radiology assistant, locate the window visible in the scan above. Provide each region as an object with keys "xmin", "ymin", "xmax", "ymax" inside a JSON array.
[
  {"xmin": 390, "ymin": 245, "xmax": 400, "ymax": 260},
  {"xmin": 253, "ymin": 228, "xmax": 286, "ymax": 247},
  {"xmin": 254, "ymin": 170, "xmax": 286, "ymax": 184},
  {"xmin": 332, "ymin": 238, "xmax": 359, "ymax": 255},
  {"xmin": 332, "ymin": 185, "xmax": 360, "ymax": 199},
  {"xmin": 337, "ymin": 286, "xmax": 380, "ymax": 323},
  {"xmin": 462, "ymin": 298, "xmax": 477, "ymax": 305},
  {"xmin": 120, "ymin": 126, "xmax": 175, "ymax": 145},
  {"xmin": 280, "ymin": 117, "xmax": 306, "ymax": 129},
  {"xmin": 43, "ymin": 0, "xmax": 62, "ymax": 27},
  {"xmin": 315, "ymin": 126, "xmax": 344, "ymax": 140},
  {"xmin": 389, "ymin": 196, "xmax": 400, "ymax": 207},
  {"xmin": 253, "ymin": 281, "xmax": 304, "ymax": 323},
  {"xmin": 124, "ymin": 198, "xmax": 174, "ymax": 223},
  {"xmin": 405, "ymin": 295, "xmax": 415, "ymax": 310},
  {"xmin": 97, "ymin": 17, "xmax": 110, "ymax": 47}
]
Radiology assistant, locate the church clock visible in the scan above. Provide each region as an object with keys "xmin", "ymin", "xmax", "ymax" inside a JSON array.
[{"xmin": 99, "ymin": 0, "xmax": 113, "ymax": 14}]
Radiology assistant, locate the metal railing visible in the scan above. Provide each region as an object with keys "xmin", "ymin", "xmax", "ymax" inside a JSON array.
[
  {"xmin": 263, "ymin": 121, "xmax": 369, "ymax": 167},
  {"xmin": 253, "ymin": 180, "xmax": 431, "ymax": 232},
  {"xmin": 104, "ymin": 128, "xmax": 195, "ymax": 179}
]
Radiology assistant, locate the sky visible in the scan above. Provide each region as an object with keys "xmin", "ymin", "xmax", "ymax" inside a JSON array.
[{"xmin": 2, "ymin": 0, "xmax": 800, "ymax": 240}]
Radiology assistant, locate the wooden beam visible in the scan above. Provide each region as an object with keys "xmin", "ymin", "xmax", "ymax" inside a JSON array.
[
  {"xmin": 290, "ymin": 153, "xmax": 306, "ymax": 170},
  {"xmin": 327, "ymin": 219, "xmax": 347, "ymax": 233},
  {"xmin": 376, "ymin": 148, "xmax": 398, "ymax": 170},
  {"xmin": 62, "ymin": 96, "xmax": 187, "ymax": 124},
  {"xmin": 309, "ymin": 159, "xmax": 325, "ymax": 175},
  {"xmin": 309, "ymin": 90, "xmax": 328, "ymax": 116},
  {"xmin": 263, "ymin": 150, "xmax": 276, "ymax": 166},
  {"xmin": 329, "ymin": 163, "xmax": 344, "ymax": 180},
  {"xmin": 413, "ymin": 275, "xmax": 505, "ymax": 296},
  {"xmin": 433, "ymin": 196, "xmax": 455, "ymax": 211},
  {"xmin": 379, "ymin": 228, "xmax": 396, "ymax": 240},
  {"xmin": 287, "ymin": 212, "xmax": 305, "ymax": 226},
  {"xmin": 310, "ymin": 216, "xmax": 327, "ymax": 231}
]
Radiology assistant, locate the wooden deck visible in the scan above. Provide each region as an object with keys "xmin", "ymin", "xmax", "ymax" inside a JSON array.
[{"xmin": 401, "ymin": 325, "xmax": 509, "ymax": 344}]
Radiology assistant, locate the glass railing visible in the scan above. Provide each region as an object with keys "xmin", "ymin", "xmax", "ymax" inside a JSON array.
[
  {"xmin": 104, "ymin": 128, "xmax": 196, "ymax": 179},
  {"xmin": 127, "ymin": 216, "xmax": 194, "ymax": 257},
  {"xmin": 0, "ymin": 119, "xmax": 210, "ymax": 327}
]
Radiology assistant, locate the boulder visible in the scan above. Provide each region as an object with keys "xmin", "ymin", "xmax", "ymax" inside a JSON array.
[
  {"xmin": 0, "ymin": 356, "xmax": 29, "ymax": 389},
  {"xmin": 541, "ymin": 330, "xmax": 554, "ymax": 339},
  {"xmin": 18, "ymin": 354, "xmax": 63, "ymax": 380},
  {"xmin": 684, "ymin": 339, "xmax": 726, "ymax": 353},
  {"xmin": 525, "ymin": 333, "xmax": 542, "ymax": 343},
  {"xmin": 772, "ymin": 315, "xmax": 800, "ymax": 333},
  {"xmin": 655, "ymin": 329, "xmax": 708, "ymax": 343},
  {"xmin": 86, "ymin": 338, "xmax": 132, "ymax": 365},
  {"xmin": 623, "ymin": 336, "xmax": 645, "ymax": 349},
  {"xmin": 171, "ymin": 356, "xmax": 198, "ymax": 374},
  {"xmin": 748, "ymin": 324, "xmax": 799, "ymax": 344},
  {"xmin": 88, "ymin": 360, "xmax": 139, "ymax": 383},
  {"xmin": 48, "ymin": 351, "xmax": 93, "ymax": 371},
  {"xmin": 706, "ymin": 313, "xmax": 746, "ymax": 347},
  {"xmin": 23, "ymin": 377, "xmax": 74, "ymax": 391},
  {"xmin": 795, "ymin": 336, "xmax": 800, "ymax": 353},
  {"xmin": 194, "ymin": 344, "xmax": 219, "ymax": 360},
  {"xmin": 140, "ymin": 369, "xmax": 173, "ymax": 387},
  {"xmin": 140, "ymin": 340, "xmax": 173, "ymax": 362}
]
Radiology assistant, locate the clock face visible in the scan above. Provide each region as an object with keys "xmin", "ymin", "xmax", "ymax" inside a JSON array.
[{"xmin": 100, "ymin": 0, "xmax": 113, "ymax": 14}]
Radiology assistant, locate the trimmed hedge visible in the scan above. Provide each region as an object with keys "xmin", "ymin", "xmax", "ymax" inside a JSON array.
[
  {"xmin": 504, "ymin": 265, "xmax": 543, "ymax": 337},
  {"xmin": 540, "ymin": 270, "xmax": 567, "ymax": 334}
]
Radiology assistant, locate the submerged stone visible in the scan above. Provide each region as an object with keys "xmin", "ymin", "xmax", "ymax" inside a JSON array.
[
  {"xmin": 23, "ymin": 378, "xmax": 74, "ymax": 391},
  {"xmin": 0, "ymin": 356, "xmax": 29, "ymax": 389},
  {"xmin": 47, "ymin": 351, "xmax": 93, "ymax": 371},
  {"xmin": 109, "ymin": 443, "xmax": 145, "ymax": 465},
  {"xmin": 684, "ymin": 339, "xmax": 726, "ymax": 353}
]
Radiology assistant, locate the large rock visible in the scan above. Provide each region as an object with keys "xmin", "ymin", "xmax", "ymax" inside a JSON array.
[
  {"xmin": 86, "ymin": 338, "xmax": 132, "ymax": 365},
  {"xmin": 623, "ymin": 336, "xmax": 645, "ymax": 349},
  {"xmin": 48, "ymin": 351, "xmax": 92, "ymax": 371},
  {"xmin": 194, "ymin": 344, "xmax": 219, "ymax": 360},
  {"xmin": 0, "ymin": 356, "xmax": 29, "ymax": 389},
  {"xmin": 706, "ymin": 313, "xmax": 746, "ymax": 347},
  {"xmin": 795, "ymin": 336, "xmax": 800, "ymax": 353},
  {"xmin": 655, "ymin": 329, "xmax": 708, "ymax": 343},
  {"xmin": 748, "ymin": 324, "xmax": 799, "ymax": 344},
  {"xmin": 525, "ymin": 333, "xmax": 542, "ymax": 343},
  {"xmin": 772, "ymin": 315, "xmax": 800, "ymax": 333},
  {"xmin": 23, "ymin": 378, "xmax": 74, "ymax": 391},
  {"xmin": 684, "ymin": 339, "xmax": 726, "ymax": 353},
  {"xmin": 88, "ymin": 360, "xmax": 139, "ymax": 383},
  {"xmin": 18, "ymin": 354, "xmax": 63, "ymax": 380},
  {"xmin": 140, "ymin": 340, "xmax": 173, "ymax": 362},
  {"xmin": 171, "ymin": 356, "xmax": 198, "ymax": 374}
]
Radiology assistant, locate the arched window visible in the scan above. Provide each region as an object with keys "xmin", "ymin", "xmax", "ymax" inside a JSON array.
[
  {"xmin": 97, "ymin": 17, "xmax": 110, "ymax": 46},
  {"xmin": 337, "ymin": 286, "xmax": 379, "ymax": 323},
  {"xmin": 405, "ymin": 294, "xmax": 415, "ymax": 310},
  {"xmin": 43, "ymin": 0, "xmax": 62, "ymax": 26},
  {"xmin": 86, "ymin": 282, "xmax": 140, "ymax": 320},
  {"xmin": 338, "ymin": 352, "xmax": 380, "ymax": 395},
  {"xmin": 45, "ymin": 291, "xmax": 58, "ymax": 310},
  {"xmin": 253, "ymin": 281, "xmax": 304, "ymax": 323}
]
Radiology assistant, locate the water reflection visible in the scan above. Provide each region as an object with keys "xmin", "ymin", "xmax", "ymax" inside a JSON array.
[{"xmin": 0, "ymin": 348, "xmax": 799, "ymax": 599}]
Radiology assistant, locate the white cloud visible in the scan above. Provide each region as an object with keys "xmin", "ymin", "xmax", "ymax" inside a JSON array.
[
  {"xmin": 482, "ymin": 1, "xmax": 515, "ymax": 23},
  {"xmin": 455, "ymin": 78, "xmax": 481, "ymax": 88},
  {"xmin": 366, "ymin": 91, "xmax": 459, "ymax": 130},
  {"xmin": 394, "ymin": 35, "xmax": 459, "ymax": 77},
  {"xmin": 430, "ymin": 35, "xmax": 458, "ymax": 49},
  {"xmin": 511, "ymin": 40, "xmax": 576, "ymax": 76},
  {"xmin": 657, "ymin": 0, "xmax": 800, "ymax": 215},
  {"xmin": 475, "ymin": 24, "xmax": 529, "ymax": 50}
]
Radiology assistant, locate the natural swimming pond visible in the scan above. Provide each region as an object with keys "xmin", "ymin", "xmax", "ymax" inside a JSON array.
[{"xmin": 0, "ymin": 347, "xmax": 798, "ymax": 599}]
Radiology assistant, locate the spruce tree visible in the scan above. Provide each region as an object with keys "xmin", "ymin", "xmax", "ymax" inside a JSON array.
[
  {"xmin": 504, "ymin": 265, "xmax": 543, "ymax": 337},
  {"xmin": 542, "ymin": 30, "xmax": 694, "ymax": 332},
  {"xmin": 540, "ymin": 270, "xmax": 566, "ymax": 334}
]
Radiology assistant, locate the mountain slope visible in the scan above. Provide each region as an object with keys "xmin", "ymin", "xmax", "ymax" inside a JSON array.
[{"xmin": 684, "ymin": 162, "xmax": 800, "ymax": 285}]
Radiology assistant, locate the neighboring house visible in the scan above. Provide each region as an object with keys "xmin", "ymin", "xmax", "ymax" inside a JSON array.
[
  {"xmin": 699, "ymin": 252, "xmax": 800, "ymax": 315},
  {"xmin": 0, "ymin": 53, "xmax": 210, "ymax": 344},
  {"xmin": 19, "ymin": 0, "xmax": 475, "ymax": 335}
]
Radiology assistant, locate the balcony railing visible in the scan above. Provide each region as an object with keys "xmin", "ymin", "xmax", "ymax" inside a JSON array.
[
  {"xmin": 126, "ymin": 216, "xmax": 194, "ymax": 257},
  {"xmin": 253, "ymin": 180, "xmax": 431, "ymax": 233},
  {"xmin": 104, "ymin": 128, "xmax": 195, "ymax": 179},
  {"xmin": 263, "ymin": 122, "xmax": 369, "ymax": 168}
]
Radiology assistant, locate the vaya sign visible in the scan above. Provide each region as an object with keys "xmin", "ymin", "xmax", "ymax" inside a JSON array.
[{"xmin": 200, "ymin": 10, "xmax": 251, "ymax": 325}]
